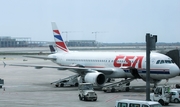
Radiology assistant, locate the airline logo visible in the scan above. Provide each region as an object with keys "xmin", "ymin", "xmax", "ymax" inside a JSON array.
[
  {"xmin": 53, "ymin": 30, "xmax": 69, "ymax": 52},
  {"xmin": 114, "ymin": 55, "xmax": 144, "ymax": 68}
]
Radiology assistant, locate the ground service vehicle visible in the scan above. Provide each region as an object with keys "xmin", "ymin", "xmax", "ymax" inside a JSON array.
[
  {"xmin": 78, "ymin": 83, "xmax": 97, "ymax": 101},
  {"xmin": 115, "ymin": 99, "xmax": 162, "ymax": 107},
  {"xmin": 51, "ymin": 74, "xmax": 79, "ymax": 87},
  {"xmin": 170, "ymin": 89, "xmax": 180, "ymax": 103},
  {"xmin": 150, "ymin": 85, "xmax": 171, "ymax": 105},
  {"xmin": 102, "ymin": 78, "xmax": 134, "ymax": 92}
]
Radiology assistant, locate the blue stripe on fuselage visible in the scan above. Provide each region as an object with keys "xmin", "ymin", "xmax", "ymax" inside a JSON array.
[{"xmin": 124, "ymin": 69, "xmax": 170, "ymax": 74}]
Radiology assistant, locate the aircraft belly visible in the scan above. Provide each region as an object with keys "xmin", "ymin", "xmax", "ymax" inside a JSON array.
[{"xmin": 139, "ymin": 72, "xmax": 167, "ymax": 80}]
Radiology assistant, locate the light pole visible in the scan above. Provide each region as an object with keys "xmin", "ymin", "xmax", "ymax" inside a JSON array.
[
  {"xmin": 62, "ymin": 31, "xmax": 69, "ymax": 42},
  {"xmin": 146, "ymin": 33, "xmax": 157, "ymax": 101}
]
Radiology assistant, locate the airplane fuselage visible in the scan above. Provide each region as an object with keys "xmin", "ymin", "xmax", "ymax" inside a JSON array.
[{"xmin": 48, "ymin": 51, "xmax": 180, "ymax": 81}]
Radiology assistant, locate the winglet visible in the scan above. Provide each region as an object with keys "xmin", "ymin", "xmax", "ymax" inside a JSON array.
[{"xmin": 51, "ymin": 22, "xmax": 69, "ymax": 53}]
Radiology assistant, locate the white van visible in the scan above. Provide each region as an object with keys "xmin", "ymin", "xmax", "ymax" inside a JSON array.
[
  {"xmin": 115, "ymin": 99, "xmax": 162, "ymax": 107},
  {"xmin": 170, "ymin": 89, "xmax": 180, "ymax": 103}
]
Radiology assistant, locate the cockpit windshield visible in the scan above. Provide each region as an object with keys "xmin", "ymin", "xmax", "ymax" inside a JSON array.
[{"xmin": 156, "ymin": 60, "xmax": 174, "ymax": 64}]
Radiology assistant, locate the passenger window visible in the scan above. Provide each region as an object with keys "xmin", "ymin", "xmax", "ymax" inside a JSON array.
[{"xmin": 171, "ymin": 92, "xmax": 176, "ymax": 95}]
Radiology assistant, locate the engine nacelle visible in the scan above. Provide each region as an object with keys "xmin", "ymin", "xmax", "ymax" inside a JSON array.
[{"xmin": 84, "ymin": 72, "xmax": 106, "ymax": 86}]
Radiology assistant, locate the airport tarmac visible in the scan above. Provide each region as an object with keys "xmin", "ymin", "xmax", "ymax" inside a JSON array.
[{"xmin": 0, "ymin": 55, "xmax": 180, "ymax": 107}]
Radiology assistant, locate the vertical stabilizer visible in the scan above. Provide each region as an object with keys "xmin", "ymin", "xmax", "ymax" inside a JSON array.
[{"xmin": 51, "ymin": 22, "xmax": 69, "ymax": 52}]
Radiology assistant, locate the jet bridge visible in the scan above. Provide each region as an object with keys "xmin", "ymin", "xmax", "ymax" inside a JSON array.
[{"xmin": 159, "ymin": 49, "xmax": 180, "ymax": 69}]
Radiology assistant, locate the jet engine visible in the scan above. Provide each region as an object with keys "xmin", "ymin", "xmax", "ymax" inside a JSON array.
[{"xmin": 84, "ymin": 72, "xmax": 106, "ymax": 86}]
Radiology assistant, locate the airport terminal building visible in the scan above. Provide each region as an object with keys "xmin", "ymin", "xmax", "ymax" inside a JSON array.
[
  {"xmin": 0, "ymin": 36, "xmax": 47, "ymax": 47},
  {"xmin": 0, "ymin": 36, "xmax": 30, "ymax": 47}
]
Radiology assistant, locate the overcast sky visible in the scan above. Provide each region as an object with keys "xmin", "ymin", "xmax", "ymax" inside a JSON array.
[{"xmin": 0, "ymin": 0, "xmax": 179, "ymax": 43}]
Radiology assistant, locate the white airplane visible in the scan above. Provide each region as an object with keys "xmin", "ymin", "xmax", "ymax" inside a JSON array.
[{"xmin": 6, "ymin": 22, "xmax": 180, "ymax": 88}]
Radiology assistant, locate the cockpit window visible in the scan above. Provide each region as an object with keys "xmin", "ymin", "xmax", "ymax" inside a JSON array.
[
  {"xmin": 165, "ymin": 60, "xmax": 171, "ymax": 64},
  {"xmin": 156, "ymin": 60, "xmax": 174, "ymax": 64},
  {"xmin": 160, "ymin": 60, "xmax": 165, "ymax": 64},
  {"xmin": 156, "ymin": 60, "xmax": 160, "ymax": 64}
]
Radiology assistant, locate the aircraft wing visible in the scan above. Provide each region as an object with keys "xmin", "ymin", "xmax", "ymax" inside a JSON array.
[
  {"xmin": 23, "ymin": 56, "xmax": 56, "ymax": 60},
  {"xmin": 4, "ymin": 63, "xmax": 114, "ymax": 74}
]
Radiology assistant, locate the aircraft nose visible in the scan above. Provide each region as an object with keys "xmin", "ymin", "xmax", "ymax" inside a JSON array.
[{"xmin": 169, "ymin": 64, "xmax": 180, "ymax": 77}]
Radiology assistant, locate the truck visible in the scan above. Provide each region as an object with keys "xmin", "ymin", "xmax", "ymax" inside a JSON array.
[
  {"xmin": 78, "ymin": 83, "xmax": 97, "ymax": 101},
  {"xmin": 169, "ymin": 89, "xmax": 180, "ymax": 103},
  {"xmin": 150, "ymin": 85, "xmax": 171, "ymax": 106},
  {"xmin": 115, "ymin": 99, "xmax": 162, "ymax": 107}
]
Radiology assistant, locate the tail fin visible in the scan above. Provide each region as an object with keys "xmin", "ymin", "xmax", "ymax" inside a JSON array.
[{"xmin": 51, "ymin": 22, "xmax": 69, "ymax": 52}]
